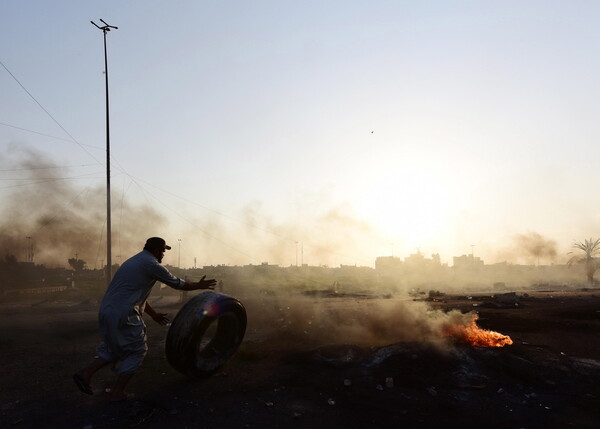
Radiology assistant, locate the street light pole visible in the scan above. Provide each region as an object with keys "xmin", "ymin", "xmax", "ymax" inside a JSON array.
[
  {"xmin": 25, "ymin": 236, "xmax": 33, "ymax": 263},
  {"xmin": 91, "ymin": 19, "xmax": 118, "ymax": 285},
  {"xmin": 178, "ymin": 239, "xmax": 182, "ymax": 268}
]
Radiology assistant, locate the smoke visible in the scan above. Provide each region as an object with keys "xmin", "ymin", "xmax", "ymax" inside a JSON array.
[
  {"xmin": 243, "ymin": 295, "xmax": 475, "ymax": 350},
  {"xmin": 0, "ymin": 148, "xmax": 167, "ymax": 267},
  {"xmin": 513, "ymin": 232, "xmax": 558, "ymax": 264},
  {"xmin": 181, "ymin": 200, "xmax": 376, "ymax": 267},
  {"xmin": 0, "ymin": 146, "xmax": 383, "ymax": 270}
]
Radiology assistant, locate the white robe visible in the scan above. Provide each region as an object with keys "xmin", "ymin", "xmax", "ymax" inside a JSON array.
[{"xmin": 95, "ymin": 250, "xmax": 185, "ymax": 373}]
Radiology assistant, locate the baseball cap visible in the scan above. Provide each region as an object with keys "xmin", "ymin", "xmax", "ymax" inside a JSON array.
[{"xmin": 144, "ymin": 237, "xmax": 172, "ymax": 251}]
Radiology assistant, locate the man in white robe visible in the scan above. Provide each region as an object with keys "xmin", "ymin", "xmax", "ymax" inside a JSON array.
[{"xmin": 73, "ymin": 237, "xmax": 216, "ymax": 400}]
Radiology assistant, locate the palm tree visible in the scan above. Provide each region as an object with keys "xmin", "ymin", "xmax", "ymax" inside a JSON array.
[{"xmin": 567, "ymin": 238, "xmax": 600, "ymax": 285}]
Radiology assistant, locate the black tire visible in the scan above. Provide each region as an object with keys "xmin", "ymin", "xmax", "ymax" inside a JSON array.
[{"xmin": 165, "ymin": 291, "xmax": 247, "ymax": 378}]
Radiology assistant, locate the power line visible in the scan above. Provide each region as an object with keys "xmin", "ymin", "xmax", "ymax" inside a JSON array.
[
  {"xmin": 0, "ymin": 173, "xmax": 103, "ymax": 180},
  {"xmin": 0, "ymin": 163, "xmax": 97, "ymax": 172},
  {"xmin": 0, "ymin": 172, "xmax": 107, "ymax": 189},
  {"xmin": 133, "ymin": 176, "xmax": 299, "ymax": 243},
  {"xmin": 0, "ymin": 61, "xmax": 103, "ymax": 165},
  {"xmin": 1, "ymin": 57, "xmax": 371, "ymax": 268},
  {"xmin": 133, "ymin": 179, "xmax": 260, "ymax": 263},
  {"xmin": 94, "ymin": 217, "xmax": 107, "ymax": 270},
  {"xmin": 0, "ymin": 121, "xmax": 103, "ymax": 149},
  {"xmin": 116, "ymin": 176, "xmax": 134, "ymax": 268},
  {"xmin": 30, "ymin": 186, "xmax": 92, "ymax": 235},
  {"xmin": 129, "ymin": 175, "xmax": 373, "ymax": 266}
]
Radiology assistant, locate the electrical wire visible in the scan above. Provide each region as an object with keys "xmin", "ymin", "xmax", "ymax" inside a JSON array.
[
  {"xmin": 132, "ymin": 176, "xmax": 295, "ymax": 242},
  {"xmin": 30, "ymin": 186, "xmax": 92, "ymax": 236},
  {"xmin": 117, "ymin": 176, "xmax": 134, "ymax": 266},
  {"xmin": 128, "ymin": 177, "xmax": 328, "ymax": 286},
  {"xmin": 0, "ymin": 173, "xmax": 104, "ymax": 190},
  {"xmin": 94, "ymin": 217, "xmax": 107, "ymax": 270},
  {"xmin": 0, "ymin": 121, "xmax": 103, "ymax": 150},
  {"xmin": 0, "ymin": 61, "xmax": 103, "ymax": 165},
  {"xmin": 1, "ymin": 61, "xmax": 371, "ymax": 269},
  {"xmin": 0, "ymin": 163, "xmax": 97, "ymax": 172},
  {"xmin": 0, "ymin": 172, "xmax": 103, "ymax": 181},
  {"xmin": 127, "ymin": 174, "xmax": 373, "ymax": 266},
  {"xmin": 131, "ymin": 178, "xmax": 261, "ymax": 264}
]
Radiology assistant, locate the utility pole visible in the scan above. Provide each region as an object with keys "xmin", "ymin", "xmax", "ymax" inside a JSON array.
[
  {"xmin": 91, "ymin": 18, "xmax": 118, "ymax": 285},
  {"xmin": 178, "ymin": 239, "xmax": 182, "ymax": 268},
  {"xmin": 25, "ymin": 236, "xmax": 33, "ymax": 263}
]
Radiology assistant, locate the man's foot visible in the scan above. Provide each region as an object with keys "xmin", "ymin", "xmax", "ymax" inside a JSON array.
[{"xmin": 73, "ymin": 373, "xmax": 93, "ymax": 395}]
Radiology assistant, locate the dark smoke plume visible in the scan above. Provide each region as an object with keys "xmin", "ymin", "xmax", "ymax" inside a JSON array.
[
  {"xmin": 0, "ymin": 149, "xmax": 166, "ymax": 267},
  {"xmin": 514, "ymin": 232, "xmax": 557, "ymax": 265}
]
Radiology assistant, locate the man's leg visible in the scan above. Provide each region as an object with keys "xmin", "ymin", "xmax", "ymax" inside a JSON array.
[
  {"xmin": 109, "ymin": 372, "xmax": 136, "ymax": 401},
  {"xmin": 73, "ymin": 357, "xmax": 112, "ymax": 395},
  {"xmin": 108, "ymin": 342, "xmax": 147, "ymax": 400}
]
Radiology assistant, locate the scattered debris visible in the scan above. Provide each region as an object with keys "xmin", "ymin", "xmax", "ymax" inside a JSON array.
[
  {"xmin": 428, "ymin": 290, "xmax": 446, "ymax": 299},
  {"xmin": 480, "ymin": 292, "xmax": 521, "ymax": 308}
]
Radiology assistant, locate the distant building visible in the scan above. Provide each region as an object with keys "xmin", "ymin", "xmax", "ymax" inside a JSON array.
[
  {"xmin": 375, "ymin": 256, "xmax": 402, "ymax": 272},
  {"xmin": 404, "ymin": 252, "xmax": 442, "ymax": 269},
  {"xmin": 453, "ymin": 254, "xmax": 484, "ymax": 269}
]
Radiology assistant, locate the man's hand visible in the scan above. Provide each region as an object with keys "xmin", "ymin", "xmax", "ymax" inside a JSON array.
[
  {"xmin": 152, "ymin": 312, "xmax": 170, "ymax": 326},
  {"xmin": 196, "ymin": 275, "xmax": 217, "ymax": 290},
  {"xmin": 182, "ymin": 275, "xmax": 217, "ymax": 291},
  {"xmin": 144, "ymin": 302, "xmax": 170, "ymax": 325}
]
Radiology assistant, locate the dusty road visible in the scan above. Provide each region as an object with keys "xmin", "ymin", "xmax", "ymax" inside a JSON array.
[{"xmin": 1, "ymin": 290, "xmax": 600, "ymax": 428}]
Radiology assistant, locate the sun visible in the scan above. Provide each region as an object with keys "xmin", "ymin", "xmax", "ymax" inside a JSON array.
[{"xmin": 353, "ymin": 165, "xmax": 454, "ymax": 251}]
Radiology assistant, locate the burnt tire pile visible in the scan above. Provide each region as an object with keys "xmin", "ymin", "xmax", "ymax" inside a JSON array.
[{"xmin": 166, "ymin": 291, "xmax": 247, "ymax": 378}]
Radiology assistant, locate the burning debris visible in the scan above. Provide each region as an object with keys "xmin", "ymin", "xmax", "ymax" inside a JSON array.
[{"xmin": 441, "ymin": 313, "xmax": 513, "ymax": 348}]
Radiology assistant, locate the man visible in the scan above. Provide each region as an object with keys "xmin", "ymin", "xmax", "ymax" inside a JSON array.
[{"xmin": 73, "ymin": 237, "xmax": 216, "ymax": 401}]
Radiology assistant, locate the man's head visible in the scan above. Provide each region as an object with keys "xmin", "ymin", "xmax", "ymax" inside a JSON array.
[{"xmin": 143, "ymin": 237, "xmax": 171, "ymax": 263}]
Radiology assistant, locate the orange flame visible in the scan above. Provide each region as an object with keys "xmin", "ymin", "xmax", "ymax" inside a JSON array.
[{"xmin": 442, "ymin": 314, "xmax": 513, "ymax": 347}]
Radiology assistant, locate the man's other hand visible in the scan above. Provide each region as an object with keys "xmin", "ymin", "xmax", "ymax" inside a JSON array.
[{"xmin": 152, "ymin": 312, "xmax": 170, "ymax": 326}]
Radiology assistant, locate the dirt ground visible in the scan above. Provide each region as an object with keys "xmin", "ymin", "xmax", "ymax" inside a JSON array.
[{"xmin": 2, "ymin": 289, "xmax": 600, "ymax": 429}]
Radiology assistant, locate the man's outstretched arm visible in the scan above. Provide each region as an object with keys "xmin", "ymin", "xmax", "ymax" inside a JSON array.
[{"xmin": 182, "ymin": 275, "xmax": 217, "ymax": 291}]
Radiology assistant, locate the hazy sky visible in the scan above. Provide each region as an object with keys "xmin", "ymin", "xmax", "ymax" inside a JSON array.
[{"xmin": 2, "ymin": 1, "xmax": 600, "ymax": 268}]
